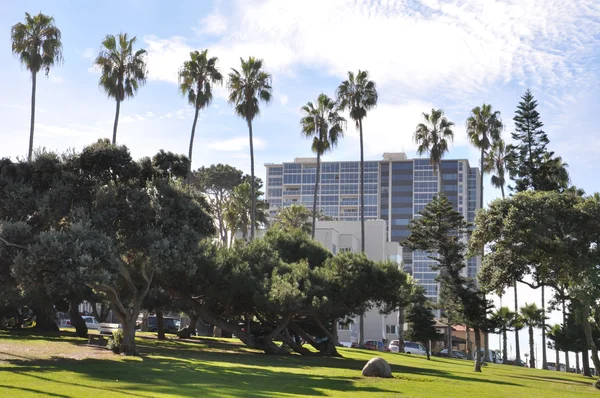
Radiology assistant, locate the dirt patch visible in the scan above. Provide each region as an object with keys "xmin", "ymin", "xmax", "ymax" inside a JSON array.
[{"xmin": 0, "ymin": 341, "xmax": 116, "ymax": 362}]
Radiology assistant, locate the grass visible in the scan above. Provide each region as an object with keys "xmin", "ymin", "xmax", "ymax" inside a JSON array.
[{"xmin": 0, "ymin": 330, "xmax": 598, "ymax": 397}]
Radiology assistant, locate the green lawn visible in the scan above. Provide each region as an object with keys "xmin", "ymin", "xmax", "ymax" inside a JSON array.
[{"xmin": 0, "ymin": 330, "xmax": 597, "ymax": 397}]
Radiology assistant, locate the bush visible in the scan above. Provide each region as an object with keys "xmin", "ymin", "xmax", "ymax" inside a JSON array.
[{"xmin": 107, "ymin": 329, "xmax": 124, "ymax": 353}]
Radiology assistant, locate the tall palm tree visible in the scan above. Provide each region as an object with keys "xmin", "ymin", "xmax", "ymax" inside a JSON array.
[
  {"xmin": 466, "ymin": 104, "xmax": 503, "ymax": 210},
  {"xmin": 413, "ymin": 108, "xmax": 455, "ymax": 178},
  {"xmin": 466, "ymin": 103, "xmax": 503, "ymax": 361},
  {"xmin": 485, "ymin": 137, "xmax": 522, "ymax": 365},
  {"xmin": 178, "ymin": 50, "xmax": 223, "ymax": 169},
  {"xmin": 11, "ymin": 12, "xmax": 63, "ymax": 162},
  {"xmin": 336, "ymin": 70, "xmax": 378, "ymax": 346},
  {"xmin": 520, "ymin": 302, "xmax": 546, "ymax": 369},
  {"xmin": 95, "ymin": 33, "xmax": 147, "ymax": 145},
  {"xmin": 492, "ymin": 306, "xmax": 518, "ymax": 363},
  {"xmin": 300, "ymin": 94, "xmax": 346, "ymax": 238},
  {"xmin": 227, "ymin": 57, "xmax": 272, "ymax": 241}
]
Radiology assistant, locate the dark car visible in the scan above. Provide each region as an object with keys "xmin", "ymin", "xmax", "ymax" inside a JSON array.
[{"xmin": 146, "ymin": 316, "xmax": 181, "ymax": 334}]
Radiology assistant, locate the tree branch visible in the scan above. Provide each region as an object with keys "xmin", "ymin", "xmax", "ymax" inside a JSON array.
[{"xmin": 0, "ymin": 237, "xmax": 27, "ymax": 249}]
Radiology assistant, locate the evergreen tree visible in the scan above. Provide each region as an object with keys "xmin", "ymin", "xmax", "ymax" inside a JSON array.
[
  {"xmin": 405, "ymin": 194, "xmax": 491, "ymax": 371},
  {"xmin": 405, "ymin": 285, "xmax": 441, "ymax": 360},
  {"xmin": 507, "ymin": 90, "xmax": 569, "ymax": 192}
]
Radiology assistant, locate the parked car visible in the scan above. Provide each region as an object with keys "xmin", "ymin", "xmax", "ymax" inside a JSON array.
[
  {"xmin": 364, "ymin": 340, "xmax": 385, "ymax": 351},
  {"xmin": 388, "ymin": 340, "xmax": 400, "ymax": 353},
  {"xmin": 82, "ymin": 316, "xmax": 100, "ymax": 330},
  {"xmin": 138, "ymin": 315, "xmax": 181, "ymax": 334},
  {"xmin": 404, "ymin": 341, "xmax": 427, "ymax": 356},
  {"xmin": 440, "ymin": 349, "xmax": 466, "ymax": 359}
]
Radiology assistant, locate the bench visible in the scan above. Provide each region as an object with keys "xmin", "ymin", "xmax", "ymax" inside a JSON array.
[
  {"xmin": 99, "ymin": 322, "xmax": 121, "ymax": 336},
  {"xmin": 88, "ymin": 333, "xmax": 107, "ymax": 347}
]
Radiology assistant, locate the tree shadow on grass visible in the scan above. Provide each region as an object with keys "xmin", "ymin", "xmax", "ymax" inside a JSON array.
[
  {"xmin": 0, "ymin": 384, "xmax": 69, "ymax": 397},
  {"xmin": 508, "ymin": 373, "xmax": 594, "ymax": 387},
  {"xmin": 2, "ymin": 356, "xmax": 392, "ymax": 397}
]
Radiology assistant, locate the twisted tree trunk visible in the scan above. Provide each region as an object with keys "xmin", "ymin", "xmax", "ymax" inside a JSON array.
[
  {"xmin": 474, "ymin": 328, "xmax": 482, "ymax": 372},
  {"xmin": 69, "ymin": 300, "xmax": 87, "ymax": 338},
  {"xmin": 156, "ymin": 310, "xmax": 165, "ymax": 340}
]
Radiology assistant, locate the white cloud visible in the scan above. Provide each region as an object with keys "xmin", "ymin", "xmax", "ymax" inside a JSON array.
[
  {"xmin": 279, "ymin": 94, "xmax": 289, "ymax": 106},
  {"xmin": 196, "ymin": 12, "xmax": 228, "ymax": 36},
  {"xmin": 145, "ymin": 111, "xmax": 155, "ymax": 118},
  {"xmin": 49, "ymin": 76, "xmax": 63, "ymax": 84},
  {"xmin": 206, "ymin": 136, "xmax": 266, "ymax": 152},
  {"xmin": 81, "ymin": 48, "xmax": 95, "ymax": 60},
  {"xmin": 88, "ymin": 64, "xmax": 101, "ymax": 75}
]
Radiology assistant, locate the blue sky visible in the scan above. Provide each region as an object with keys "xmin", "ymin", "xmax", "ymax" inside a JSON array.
[{"xmin": 2, "ymin": 0, "xmax": 600, "ymax": 365}]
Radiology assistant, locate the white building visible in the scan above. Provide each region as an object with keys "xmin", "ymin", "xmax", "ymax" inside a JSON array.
[{"xmin": 314, "ymin": 220, "xmax": 403, "ymax": 346}]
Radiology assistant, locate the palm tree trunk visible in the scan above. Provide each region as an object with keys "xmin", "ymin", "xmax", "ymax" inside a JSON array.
[
  {"xmin": 156, "ymin": 309, "xmax": 165, "ymax": 340},
  {"xmin": 188, "ymin": 106, "xmax": 200, "ymax": 170},
  {"xmin": 28, "ymin": 71, "xmax": 37, "ymax": 162},
  {"xmin": 397, "ymin": 308, "xmax": 405, "ymax": 353},
  {"xmin": 529, "ymin": 325, "xmax": 535, "ymax": 368},
  {"xmin": 502, "ymin": 327, "xmax": 508, "ymax": 363},
  {"xmin": 576, "ymin": 351, "xmax": 580, "ymax": 374},
  {"xmin": 541, "ymin": 285, "xmax": 548, "ymax": 369},
  {"xmin": 555, "ymin": 345, "xmax": 560, "ymax": 371},
  {"xmin": 514, "ymin": 280, "xmax": 521, "ymax": 366},
  {"xmin": 582, "ymin": 349, "xmax": 590, "ymax": 376},
  {"xmin": 562, "ymin": 298, "xmax": 570, "ymax": 372},
  {"xmin": 358, "ymin": 118, "xmax": 365, "ymax": 345},
  {"xmin": 479, "ymin": 146, "xmax": 490, "ymax": 362},
  {"xmin": 247, "ymin": 119, "xmax": 256, "ymax": 241},
  {"xmin": 311, "ymin": 150, "xmax": 321, "ymax": 239},
  {"xmin": 112, "ymin": 99, "xmax": 121, "ymax": 145}
]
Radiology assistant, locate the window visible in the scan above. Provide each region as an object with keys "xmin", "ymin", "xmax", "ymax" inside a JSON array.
[
  {"xmin": 442, "ymin": 174, "xmax": 457, "ymax": 180},
  {"xmin": 283, "ymin": 163, "xmax": 302, "ymax": 173},
  {"xmin": 392, "ymin": 162, "xmax": 412, "ymax": 170},
  {"xmin": 321, "ymin": 173, "xmax": 339, "ymax": 182},
  {"xmin": 458, "ymin": 173, "xmax": 464, "ymax": 183},
  {"xmin": 332, "ymin": 244, "xmax": 337, "ymax": 255},
  {"xmin": 365, "ymin": 184, "xmax": 378, "ymax": 194},
  {"xmin": 268, "ymin": 188, "xmax": 282, "ymax": 197},
  {"xmin": 459, "ymin": 196, "xmax": 463, "ymax": 205},
  {"xmin": 320, "ymin": 184, "xmax": 338, "ymax": 194},
  {"xmin": 364, "ymin": 161, "xmax": 378, "ymax": 172},
  {"xmin": 283, "ymin": 174, "xmax": 301, "ymax": 184},
  {"xmin": 338, "ymin": 323, "xmax": 351, "ymax": 331},
  {"xmin": 340, "ymin": 173, "xmax": 359, "ymax": 183},
  {"xmin": 363, "ymin": 195, "xmax": 377, "ymax": 205},
  {"xmin": 386, "ymin": 324, "xmax": 396, "ymax": 334},
  {"xmin": 268, "ymin": 167, "xmax": 283, "ymax": 176},
  {"xmin": 340, "ymin": 184, "xmax": 359, "ymax": 195},
  {"xmin": 341, "ymin": 162, "xmax": 359, "ymax": 172},
  {"xmin": 322, "ymin": 163, "xmax": 339, "ymax": 173},
  {"xmin": 340, "ymin": 247, "xmax": 353, "ymax": 253},
  {"xmin": 341, "ymin": 197, "xmax": 358, "ymax": 206},
  {"xmin": 302, "ymin": 174, "xmax": 316, "ymax": 184},
  {"xmin": 268, "ymin": 177, "xmax": 282, "ymax": 186}
]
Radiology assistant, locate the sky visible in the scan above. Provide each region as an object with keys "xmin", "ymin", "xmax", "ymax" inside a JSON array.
[{"xmin": 2, "ymin": 0, "xmax": 600, "ymax": 367}]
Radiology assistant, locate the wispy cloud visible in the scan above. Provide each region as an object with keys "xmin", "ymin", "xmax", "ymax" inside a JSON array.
[
  {"xmin": 206, "ymin": 136, "xmax": 266, "ymax": 152},
  {"xmin": 81, "ymin": 48, "xmax": 95, "ymax": 60},
  {"xmin": 195, "ymin": 11, "xmax": 228, "ymax": 36}
]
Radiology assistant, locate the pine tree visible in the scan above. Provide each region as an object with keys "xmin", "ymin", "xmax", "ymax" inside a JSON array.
[
  {"xmin": 507, "ymin": 90, "xmax": 569, "ymax": 192},
  {"xmin": 405, "ymin": 285, "xmax": 441, "ymax": 360}
]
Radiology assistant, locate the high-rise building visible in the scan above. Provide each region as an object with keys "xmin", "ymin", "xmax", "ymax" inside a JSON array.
[{"xmin": 264, "ymin": 153, "xmax": 482, "ymax": 304}]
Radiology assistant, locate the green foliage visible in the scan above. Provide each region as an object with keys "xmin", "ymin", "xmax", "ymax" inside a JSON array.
[
  {"xmin": 178, "ymin": 49, "xmax": 223, "ymax": 110},
  {"xmin": 107, "ymin": 329, "xmax": 125, "ymax": 354},
  {"xmin": 405, "ymin": 285, "xmax": 441, "ymax": 359},
  {"xmin": 300, "ymin": 94, "xmax": 346, "ymax": 156},
  {"xmin": 95, "ymin": 33, "xmax": 147, "ymax": 102},
  {"xmin": 11, "ymin": 12, "xmax": 63, "ymax": 76},
  {"xmin": 413, "ymin": 109, "xmax": 454, "ymax": 174},
  {"xmin": 191, "ymin": 164, "xmax": 244, "ymax": 245},
  {"xmin": 227, "ymin": 57, "xmax": 273, "ymax": 123},
  {"xmin": 272, "ymin": 204, "xmax": 313, "ymax": 234},
  {"xmin": 225, "ymin": 181, "xmax": 269, "ymax": 241},
  {"xmin": 336, "ymin": 70, "xmax": 378, "ymax": 128},
  {"xmin": 484, "ymin": 138, "xmax": 509, "ymax": 198},
  {"xmin": 506, "ymin": 90, "xmax": 569, "ymax": 192}
]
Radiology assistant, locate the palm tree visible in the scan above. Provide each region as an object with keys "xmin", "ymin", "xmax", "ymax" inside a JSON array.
[
  {"xmin": 336, "ymin": 70, "xmax": 378, "ymax": 346},
  {"xmin": 11, "ymin": 12, "xmax": 63, "ymax": 162},
  {"xmin": 492, "ymin": 306, "xmax": 518, "ymax": 363},
  {"xmin": 95, "ymin": 33, "xmax": 148, "ymax": 144},
  {"xmin": 178, "ymin": 50, "xmax": 223, "ymax": 169},
  {"xmin": 300, "ymin": 94, "xmax": 346, "ymax": 238},
  {"xmin": 225, "ymin": 181, "xmax": 269, "ymax": 243},
  {"xmin": 484, "ymin": 137, "xmax": 522, "ymax": 365},
  {"xmin": 413, "ymin": 108, "xmax": 455, "ymax": 178},
  {"xmin": 520, "ymin": 302, "xmax": 546, "ymax": 369},
  {"xmin": 466, "ymin": 104, "xmax": 503, "ymax": 361},
  {"xmin": 413, "ymin": 108, "xmax": 455, "ymax": 349},
  {"xmin": 227, "ymin": 57, "xmax": 272, "ymax": 241},
  {"xmin": 273, "ymin": 204, "xmax": 312, "ymax": 234}
]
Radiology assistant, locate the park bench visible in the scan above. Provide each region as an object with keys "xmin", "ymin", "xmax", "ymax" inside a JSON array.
[{"xmin": 99, "ymin": 322, "xmax": 121, "ymax": 336}]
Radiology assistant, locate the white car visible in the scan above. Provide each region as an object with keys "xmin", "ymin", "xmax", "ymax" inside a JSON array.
[
  {"xmin": 82, "ymin": 316, "xmax": 100, "ymax": 330},
  {"xmin": 388, "ymin": 340, "xmax": 400, "ymax": 353},
  {"xmin": 404, "ymin": 341, "xmax": 427, "ymax": 356}
]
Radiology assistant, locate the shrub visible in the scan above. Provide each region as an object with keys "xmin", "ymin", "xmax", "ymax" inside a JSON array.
[{"xmin": 107, "ymin": 329, "xmax": 124, "ymax": 353}]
